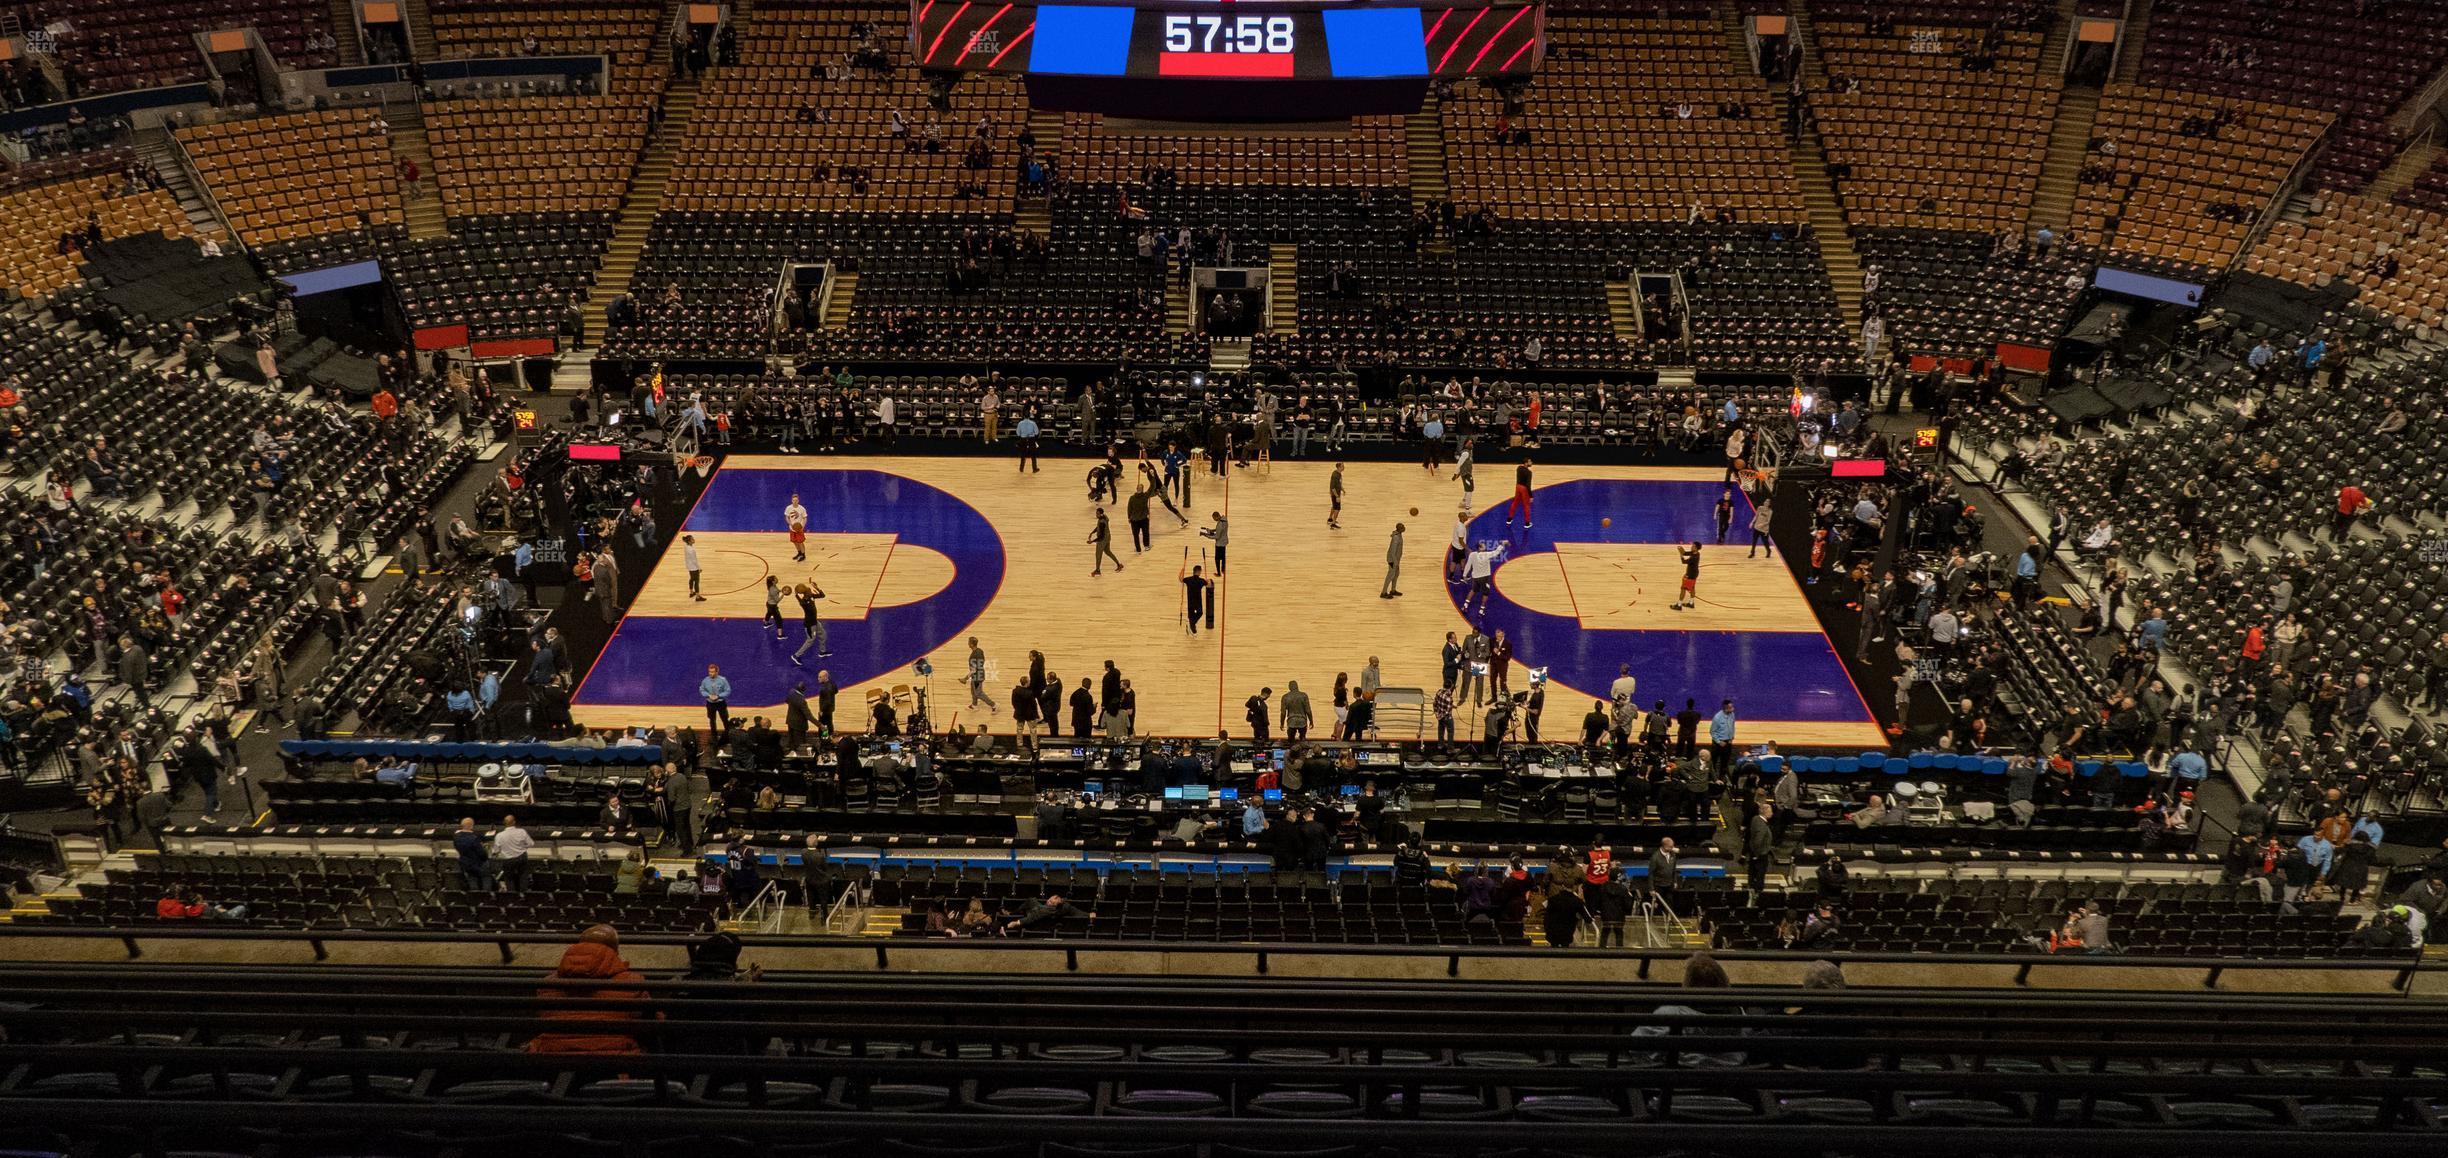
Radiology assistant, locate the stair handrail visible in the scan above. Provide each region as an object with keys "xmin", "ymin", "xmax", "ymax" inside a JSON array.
[
  {"xmin": 167, "ymin": 128, "xmax": 245, "ymax": 254},
  {"xmin": 2389, "ymin": 52, "xmax": 2448, "ymax": 135},
  {"xmin": 731, "ymin": 880, "xmax": 788, "ymax": 934},
  {"xmin": 2235, "ymin": 128, "xmax": 2329, "ymax": 272}
]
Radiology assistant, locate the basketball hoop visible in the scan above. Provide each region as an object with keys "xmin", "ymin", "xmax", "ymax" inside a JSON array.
[{"xmin": 686, "ymin": 454, "xmax": 716, "ymax": 478}]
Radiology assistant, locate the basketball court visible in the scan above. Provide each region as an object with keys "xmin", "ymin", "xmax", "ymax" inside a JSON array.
[{"xmin": 570, "ymin": 455, "xmax": 1884, "ymax": 746}]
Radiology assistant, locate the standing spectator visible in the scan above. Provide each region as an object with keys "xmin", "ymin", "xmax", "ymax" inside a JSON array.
[
  {"xmin": 493, "ymin": 813, "xmax": 535, "ymax": 892},
  {"xmin": 454, "ymin": 817, "xmax": 493, "ymax": 891},
  {"xmin": 1743, "ymin": 801, "xmax": 1774, "ymax": 893},
  {"xmin": 2333, "ymin": 483, "xmax": 2372, "ymax": 541},
  {"xmin": 1708, "ymin": 700, "xmax": 1737, "ymax": 772}
]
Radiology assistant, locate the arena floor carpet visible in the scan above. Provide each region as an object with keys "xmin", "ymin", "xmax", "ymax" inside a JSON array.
[{"xmin": 570, "ymin": 455, "xmax": 1884, "ymax": 747}]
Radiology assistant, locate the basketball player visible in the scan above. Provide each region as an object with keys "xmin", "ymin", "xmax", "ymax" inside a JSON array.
[
  {"xmin": 784, "ymin": 492, "xmax": 808, "ymax": 562},
  {"xmin": 682, "ymin": 533, "xmax": 704, "ymax": 600},
  {"xmin": 1672, "ymin": 541, "xmax": 1703, "ymax": 610},
  {"xmin": 1182, "ymin": 566, "xmax": 1211, "ymax": 635},
  {"xmin": 1505, "ymin": 458, "xmax": 1533, "ymax": 528},
  {"xmin": 1462, "ymin": 542, "xmax": 1501, "ymax": 614},
  {"xmin": 1327, "ymin": 462, "xmax": 1344, "ymax": 529},
  {"xmin": 791, "ymin": 578, "xmax": 829, "ymax": 663},
  {"xmin": 762, "ymin": 575, "xmax": 786, "ymax": 639},
  {"xmin": 1089, "ymin": 507, "xmax": 1124, "ymax": 576},
  {"xmin": 1713, "ymin": 488, "xmax": 1735, "ymax": 545},
  {"xmin": 1137, "ymin": 457, "xmax": 1189, "ymax": 526}
]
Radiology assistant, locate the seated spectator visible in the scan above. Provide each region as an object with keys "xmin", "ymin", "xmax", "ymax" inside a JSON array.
[
  {"xmin": 527, "ymin": 925, "xmax": 650, "ymax": 1055},
  {"xmin": 1004, "ymin": 892, "xmax": 1091, "ymax": 935},
  {"xmin": 156, "ymin": 885, "xmax": 247, "ymax": 920},
  {"xmin": 1634, "ymin": 952, "xmax": 1746, "ymax": 1066}
]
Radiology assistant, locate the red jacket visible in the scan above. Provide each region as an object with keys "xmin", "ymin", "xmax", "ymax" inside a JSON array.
[
  {"xmin": 527, "ymin": 942, "xmax": 652, "ymax": 1055},
  {"xmin": 157, "ymin": 897, "xmax": 204, "ymax": 919}
]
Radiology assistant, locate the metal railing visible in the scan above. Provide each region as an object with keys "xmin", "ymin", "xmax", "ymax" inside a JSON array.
[
  {"xmin": 3, "ymin": 967, "xmax": 2447, "ymax": 1152},
  {"xmin": 728, "ymin": 880, "xmax": 789, "ymax": 934},
  {"xmin": 2390, "ymin": 54, "xmax": 2448, "ymax": 135},
  {"xmin": 1, "ymin": 924, "xmax": 2438, "ymax": 994},
  {"xmin": 2238, "ymin": 130, "xmax": 2329, "ymax": 266}
]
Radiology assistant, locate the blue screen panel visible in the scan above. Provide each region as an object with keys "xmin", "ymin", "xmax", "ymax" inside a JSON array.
[
  {"xmin": 1323, "ymin": 8, "xmax": 1428, "ymax": 77},
  {"xmin": 279, "ymin": 259, "xmax": 383, "ymax": 296},
  {"xmin": 1029, "ymin": 5, "xmax": 1134, "ymax": 75},
  {"xmin": 2094, "ymin": 266, "xmax": 2205, "ymax": 308}
]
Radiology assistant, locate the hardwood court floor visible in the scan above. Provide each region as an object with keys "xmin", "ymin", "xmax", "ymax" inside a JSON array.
[{"xmin": 570, "ymin": 454, "xmax": 1884, "ymax": 747}]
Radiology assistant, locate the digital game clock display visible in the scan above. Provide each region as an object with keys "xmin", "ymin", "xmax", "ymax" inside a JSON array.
[{"xmin": 912, "ymin": 0, "xmax": 1542, "ymax": 81}]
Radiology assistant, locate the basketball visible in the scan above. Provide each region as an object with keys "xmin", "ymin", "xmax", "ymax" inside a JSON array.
[
  {"xmin": 1602, "ymin": 517, "xmax": 1613, "ymax": 528},
  {"xmin": 1409, "ymin": 507, "xmax": 1419, "ymax": 516}
]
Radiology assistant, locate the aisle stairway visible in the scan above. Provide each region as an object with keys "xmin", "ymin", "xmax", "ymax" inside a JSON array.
[
  {"xmin": 1605, "ymin": 278, "xmax": 1639, "ymax": 348},
  {"xmin": 326, "ymin": 0, "xmax": 366, "ymax": 66},
  {"xmin": 1268, "ymin": 245, "xmax": 1297, "ymax": 334},
  {"xmin": 399, "ymin": 0, "xmax": 436, "ymax": 61},
  {"xmin": 133, "ymin": 128, "xmax": 229, "ymax": 240},
  {"xmin": 1781, "ymin": 0, "xmax": 1865, "ymax": 348},
  {"xmin": 386, "ymin": 102, "xmax": 448, "ymax": 241},
  {"xmin": 1166, "ymin": 278, "xmax": 1192, "ymax": 336},
  {"xmin": 1014, "ymin": 110, "xmax": 1062, "ymax": 237},
  {"xmin": 1402, "ymin": 109, "xmax": 1451, "ymax": 254},
  {"xmin": 2111, "ymin": 0, "xmax": 2153, "ymax": 87},
  {"xmin": 817, "ymin": 268, "xmax": 859, "ymax": 330},
  {"xmin": 582, "ymin": 77, "xmax": 701, "ymax": 346},
  {"xmin": 2366, "ymin": 139, "xmax": 2443, "ymax": 201},
  {"xmin": 2027, "ymin": 1, "xmax": 2093, "ymax": 234},
  {"xmin": 2033, "ymin": 89, "xmax": 2099, "ymax": 234}
]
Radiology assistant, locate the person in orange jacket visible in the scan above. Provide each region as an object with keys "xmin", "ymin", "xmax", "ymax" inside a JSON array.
[{"xmin": 528, "ymin": 924, "xmax": 655, "ymax": 1055}]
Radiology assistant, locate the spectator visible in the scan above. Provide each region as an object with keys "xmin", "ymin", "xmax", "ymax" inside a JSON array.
[
  {"xmin": 492, "ymin": 814, "xmax": 535, "ymax": 891},
  {"xmin": 527, "ymin": 925, "xmax": 652, "ymax": 1055},
  {"xmin": 1634, "ymin": 952, "xmax": 1745, "ymax": 1066},
  {"xmin": 453, "ymin": 816, "xmax": 491, "ymax": 891},
  {"xmin": 155, "ymin": 884, "xmax": 247, "ymax": 920},
  {"xmin": 1005, "ymin": 892, "xmax": 1091, "ymax": 935}
]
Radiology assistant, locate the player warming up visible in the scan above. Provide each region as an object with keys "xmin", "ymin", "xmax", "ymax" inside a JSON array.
[
  {"xmin": 1505, "ymin": 458, "xmax": 1533, "ymax": 529},
  {"xmin": 791, "ymin": 576, "xmax": 830, "ymax": 663},
  {"xmin": 1181, "ymin": 565, "xmax": 1212, "ymax": 635},
  {"xmin": 784, "ymin": 493, "xmax": 808, "ymax": 562},
  {"xmin": 1671, "ymin": 541, "xmax": 1703, "ymax": 610}
]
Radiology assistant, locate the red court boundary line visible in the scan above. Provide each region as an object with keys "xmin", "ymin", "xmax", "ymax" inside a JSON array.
[
  {"xmin": 1551, "ymin": 549, "xmax": 1584, "ymax": 621},
  {"xmin": 572, "ymin": 457, "xmax": 726, "ymax": 706},
  {"xmin": 866, "ymin": 537, "xmax": 899, "ymax": 613},
  {"xmin": 1751, "ymin": 497, "xmax": 1885, "ymax": 732}
]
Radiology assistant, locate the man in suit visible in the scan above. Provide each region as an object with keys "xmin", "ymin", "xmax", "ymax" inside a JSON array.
[
  {"xmin": 785, "ymin": 682, "xmax": 815, "ymax": 751},
  {"xmin": 1647, "ymin": 838, "xmax": 1679, "ymax": 902},
  {"xmin": 1744, "ymin": 801, "xmax": 1775, "ymax": 893},
  {"xmin": 1069, "ymin": 679, "xmax": 1096, "ymax": 738}
]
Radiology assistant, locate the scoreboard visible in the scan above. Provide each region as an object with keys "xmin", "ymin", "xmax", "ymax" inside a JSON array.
[{"xmin": 912, "ymin": 0, "xmax": 1544, "ymax": 119}]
